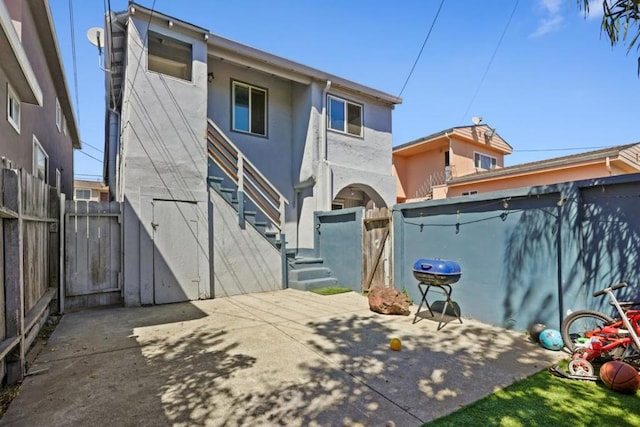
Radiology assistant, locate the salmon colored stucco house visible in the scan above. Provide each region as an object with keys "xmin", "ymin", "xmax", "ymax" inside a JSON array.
[{"xmin": 393, "ymin": 124, "xmax": 640, "ymax": 202}]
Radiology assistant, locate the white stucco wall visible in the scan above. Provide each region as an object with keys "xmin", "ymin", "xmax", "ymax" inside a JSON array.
[{"xmin": 120, "ymin": 16, "xmax": 210, "ymax": 305}]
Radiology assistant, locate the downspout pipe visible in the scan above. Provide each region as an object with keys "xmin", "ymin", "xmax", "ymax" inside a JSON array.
[{"xmin": 321, "ymin": 80, "xmax": 332, "ymax": 210}]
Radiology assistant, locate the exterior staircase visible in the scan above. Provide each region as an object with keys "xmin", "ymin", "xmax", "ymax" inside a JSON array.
[{"xmin": 206, "ymin": 119, "xmax": 339, "ymax": 291}]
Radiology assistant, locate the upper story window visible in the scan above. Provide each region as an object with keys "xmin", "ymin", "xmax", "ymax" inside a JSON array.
[
  {"xmin": 327, "ymin": 95, "xmax": 362, "ymax": 137},
  {"xmin": 33, "ymin": 136, "xmax": 48, "ymax": 182},
  {"xmin": 56, "ymin": 98, "xmax": 62, "ymax": 132},
  {"xmin": 6, "ymin": 84, "xmax": 20, "ymax": 133},
  {"xmin": 474, "ymin": 152, "xmax": 497, "ymax": 170},
  {"xmin": 75, "ymin": 188, "xmax": 91, "ymax": 200},
  {"xmin": 232, "ymin": 81, "xmax": 267, "ymax": 136},
  {"xmin": 147, "ymin": 31, "xmax": 193, "ymax": 81}
]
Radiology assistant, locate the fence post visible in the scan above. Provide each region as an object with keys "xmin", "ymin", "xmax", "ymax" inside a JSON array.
[
  {"xmin": 237, "ymin": 154, "xmax": 245, "ymax": 229},
  {"xmin": 3, "ymin": 170, "xmax": 24, "ymax": 383},
  {"xmin": 59, "ymin": 193, "xmax": 66, "ymax": 314}
]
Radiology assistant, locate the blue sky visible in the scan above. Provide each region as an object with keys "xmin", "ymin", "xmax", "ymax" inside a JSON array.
[{"xmin": 49, "ymin": 0, "xmax": 639, "ymax": 181}]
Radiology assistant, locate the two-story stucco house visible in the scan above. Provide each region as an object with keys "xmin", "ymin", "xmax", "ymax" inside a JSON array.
[
  {"xmin": 393, "ymin": 123, "xmax": 640, "ymax": 202},
  {"xmin": 0, "ymin": 0, "xmax": 80, "ymax": 196},
  {"xmin": 103, "ymin": 3, "xmax": 401, "ymax": 305}
]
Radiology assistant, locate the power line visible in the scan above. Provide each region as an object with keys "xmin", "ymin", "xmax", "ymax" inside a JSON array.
[
  {"xmin": 77, "ymin": 150, "xmax": 103, "ymax": 163},
  {"xmin": 460, "ymin": 0, "xmax": 520, "ymax": 122},
  {"xmin": 397, "ymin": 0, "xmax": 446, "ymax": 98},
  {"xmin": 68, "ymin": 0, "xmax": 81, "ymax": 126},
  {"xmin": 80, "ymin": 140, "xmax": 104, "ymax": 154},
  {"xmin": 514, "ymin": 146, "xmax": 609, "ymax": 152}
]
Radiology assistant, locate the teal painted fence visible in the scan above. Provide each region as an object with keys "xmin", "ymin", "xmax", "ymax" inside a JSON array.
[{"xmin": 393, "ymin": 173, "xmax": 640, "ymax": 331}]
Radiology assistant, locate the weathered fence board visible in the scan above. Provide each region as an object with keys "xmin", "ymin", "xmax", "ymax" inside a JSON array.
[
  {"xmin": 0, "ymin": 168, "xmax": 58, "ymax": 384},
  {"xmin": 64, "ymin": 201, "xmax": 122, "ymax": 311},
  {"xmin": 362, "ymin": 207, "xmax": 392, "ymax": 292}
]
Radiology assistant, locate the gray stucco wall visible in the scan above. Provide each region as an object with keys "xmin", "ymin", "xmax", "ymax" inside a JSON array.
[
  {"xmin": 120, "ymin": 16, "xmax": 209, "ymax": 305},
  {"xmin": 205, "ymin": 67, "xmax": 397, "ymax": 251}
]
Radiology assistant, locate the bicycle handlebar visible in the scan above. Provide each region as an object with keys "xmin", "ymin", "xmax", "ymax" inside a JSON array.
[{"xmin": 593, "ymin": 282, "xmax": 627, "ymax": 298}]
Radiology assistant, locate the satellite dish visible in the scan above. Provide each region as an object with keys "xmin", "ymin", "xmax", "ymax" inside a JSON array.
[
  {"xmin": 471, "ymin": 116, "xmax": 483, "ymax": 125},
  {"xmin": 87, "ymin": 27, "xmax": 104, "ymax": 50}
]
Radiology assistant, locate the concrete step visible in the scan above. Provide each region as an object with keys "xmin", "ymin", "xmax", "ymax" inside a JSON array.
[
  {"xmin": 207, "ymin": 176, "xmax": 224, "ymax": 189},
  {"xmin": 288, "ymin": 277, "xmax": 339, "ymax": 291},
  {"xmin": 289, "ymin": 267, "xmax": 331, "ymax": 282},
  {"xmin": 293, "ymin": 257, "xmax": 324, "ymax": 265}
]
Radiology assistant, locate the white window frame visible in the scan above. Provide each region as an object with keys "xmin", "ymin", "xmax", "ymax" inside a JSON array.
[
  {"xmin": 327, "ymin": 95, "xmax": 363, "ymax": 137},
  {"xmin": 6, "ymin": 83, "xmax": 20, "ymax": 133},
  {"xmin": 33, "ymin": 136, "xmax": 48, "ymax": 183},
  {"xmin": 231, "ymin": 81, "xmax": 268, "ymax": 136},
  {"xmin": 55, "ymin": 98, "xmax": 62, "ymax": 132},
  {"xmin": 474, "ymin": 152, "xmax": 497, "ymax": 171},
  {"xmin": 75, "ymin": 188, "xmax": 91, "ymax": 200}
]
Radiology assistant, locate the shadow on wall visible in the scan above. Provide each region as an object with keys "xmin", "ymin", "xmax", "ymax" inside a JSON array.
[{"xmin": 501, "ymin": 178, "xmax": 640, "ymax": 327}]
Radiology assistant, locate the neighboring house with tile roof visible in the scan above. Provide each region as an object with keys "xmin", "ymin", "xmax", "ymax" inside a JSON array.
[{"xmin": 393, "ymin": 124, "xmax": 640, "ymax": 202}]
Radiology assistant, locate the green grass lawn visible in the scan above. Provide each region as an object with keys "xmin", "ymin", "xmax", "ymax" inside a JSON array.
[
  {"xmin": 309, "ymin": 286, "xmax": 352, "ymax": 296},
  {"xmin": 426, "ymin": 366, "xmax": 640, "ymax": 427}
]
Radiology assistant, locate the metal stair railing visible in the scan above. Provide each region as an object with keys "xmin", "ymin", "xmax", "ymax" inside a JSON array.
[{"xmin": 206, "ymin": 119, "xmax": 288, "ymax": 231}]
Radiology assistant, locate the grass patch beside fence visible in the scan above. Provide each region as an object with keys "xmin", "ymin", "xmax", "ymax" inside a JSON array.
[
  {"xmin": 426, "ymin": 367, "xmax": 640, "ymax": 426},
  {"xmin": 310, "ymin": 287, "xmax": 352, "ymax": 296}
]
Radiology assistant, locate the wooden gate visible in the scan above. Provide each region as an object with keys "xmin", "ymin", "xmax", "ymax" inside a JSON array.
[
  {"xmin": 64, "ymin": 201, "xmax": 122, "ymax": 311},
  {"xmin": 362, "ymin": 207, "xmax": 392, "ymax": 292}
]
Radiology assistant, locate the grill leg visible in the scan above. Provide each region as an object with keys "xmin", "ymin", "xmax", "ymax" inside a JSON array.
[
  {"xmin": 413, "ymin": 282, "xmax": 435, "ymax": 324},
  {"xmin": 413, "ymin": 282, "xmax": 463, "ymax": 330}
]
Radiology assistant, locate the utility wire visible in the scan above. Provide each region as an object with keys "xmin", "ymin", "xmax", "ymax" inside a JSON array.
[
  {"xmin": 398, "ymin": 0, "xmax": 446, "ymax": 98},
  {"xmin": 68, "ymin": 0, "xmax": 81, "ymax": 126},
  {"xmin": 80, "ymin": 140, "xmax": 104, "ymax": 154},
  {"xmin": 460, "ymin": 0, "xmax": 520, "ymax": 122},
  {"xmin": 514, "ymin": 146, "xmax": 609, "ymax": 152},
  {"xmin": 121, "ymin": 0, "xmax": 157, "ymax": 125},
  {"xmin": 77, "ymin": 150, "xmax": 103, "ymax": 163}
]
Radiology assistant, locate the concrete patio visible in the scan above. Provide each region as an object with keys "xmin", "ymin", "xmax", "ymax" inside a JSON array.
[{"xmin": 1, "ymin": 289, "xmax": 564, "ymax": 426}]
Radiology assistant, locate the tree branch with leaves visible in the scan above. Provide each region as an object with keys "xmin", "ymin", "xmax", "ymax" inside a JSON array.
[{"xmin": 578, "ymin": 0, "xmax": 640, "ymax": 73}]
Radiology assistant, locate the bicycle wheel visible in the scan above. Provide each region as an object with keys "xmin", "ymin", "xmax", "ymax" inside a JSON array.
[{"xmin": 561, "ymin": 310, "xmax": 615, "ymax": 353}]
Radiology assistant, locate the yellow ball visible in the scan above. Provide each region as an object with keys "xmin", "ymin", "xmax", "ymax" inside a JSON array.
[{"xmin": 389, "ymin": 338, "xmax": 402, "ymax": 351}]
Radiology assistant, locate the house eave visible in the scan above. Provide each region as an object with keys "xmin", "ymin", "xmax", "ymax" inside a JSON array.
[
  {"xmin": 449, "ymin": 146, "xmax": 639, "ymax": 186},
  {"xmin": 0, "ymin": 0, "xmax": 42, "ymax": 105},
  {"xmin": 27, "ymin": 0, "xmax": 81, "ymax": 148}
]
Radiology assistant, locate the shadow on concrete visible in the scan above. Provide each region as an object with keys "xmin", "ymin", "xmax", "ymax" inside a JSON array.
[{"xmin": 219, "ymin": 313, "xmax": 558, "ymax": 425}]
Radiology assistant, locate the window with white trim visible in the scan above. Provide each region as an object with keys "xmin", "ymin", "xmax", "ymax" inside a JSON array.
[
  {"xmin": 232, "ymin": 81, "xmax": 267, "ymax": 136},
  {"xmin": 6, "ymin": 84, "xmax": 20, "ymax": 133},
  {"xmin": 327, "ymin": 95, "xmax": 362, "ymax": 137},
  {"xmin": 147, "ymin": 31, "xmax": 193, "ymax": 81},
  {"xmin": 474, "ymin": 152, "xmax": 497, "ymax": 170},
  {"xmin": 33, "ymin": 136, "xmax": 48, "ymax": 182},
  {"xmin": 56, "ymin": 98, "xmax": 62, "ymax": 132},
  {"xmin": 75, "ymin": 188, "xmax": 91, "ymax": 200}
]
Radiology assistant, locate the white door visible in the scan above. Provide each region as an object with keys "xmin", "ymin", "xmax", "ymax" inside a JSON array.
[{"xmin": 152, "ymin": 200, "xmax": 201, "ymax": 304}]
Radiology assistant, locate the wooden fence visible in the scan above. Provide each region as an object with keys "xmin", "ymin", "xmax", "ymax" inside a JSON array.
[
  {"xmin": 363, "ymin": 207, "xmax": 392, "ymax": 292},
  {"xmin": 1, "ymin": 168, "xmax": 60, "ymax": 384},
  {"xmin": 63, "ymin": 201, "xmax": 122, "ymax": 311}
]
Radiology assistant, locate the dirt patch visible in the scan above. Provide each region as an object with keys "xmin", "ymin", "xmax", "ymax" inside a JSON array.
[{"xmin": 0, "ymin": 314, "xmax": 61, "ymax": 419}]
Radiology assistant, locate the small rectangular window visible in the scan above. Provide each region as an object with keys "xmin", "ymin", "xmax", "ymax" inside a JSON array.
[
  {"xmin": 474, "ymin": 152, "xmax": 497, "ymax": 170},
  {"xmin": 7, "ymin": 84, "xmax": 20, "ymax": 133},
  {"xmin": 232, "ymin": 81, "xmax": 267, "ymax": 136},
  {"xmin": 328, "ymin": 95, "xmax": 362, "ymax": 137},
  {"xmin": 147, "ymin": 31, "xmax": 193, "ymax": 81},
  {"xmin": 75, "ymin": 188, "xmax": 91, "ymax": 200},
  {"xmin": 56, "ymin": 98, "xmax": 61, "ymax": 132},
  {"xmin": 33, "ymin": 136, "xmax": 48, "ymax": 182}
]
